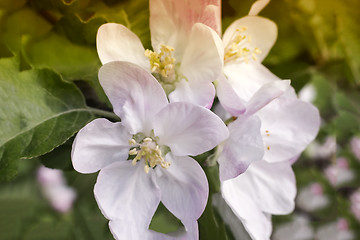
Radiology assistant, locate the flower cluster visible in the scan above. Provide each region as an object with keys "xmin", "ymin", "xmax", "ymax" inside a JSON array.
[{"xmin": 71, "ymin": 0, "xmax": 320, "ymax": 239}]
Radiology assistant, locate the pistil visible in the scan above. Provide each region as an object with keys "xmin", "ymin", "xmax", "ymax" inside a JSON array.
[{"xmin": 128, "ymin": 137, "xmax": 171, "ymax": 173}]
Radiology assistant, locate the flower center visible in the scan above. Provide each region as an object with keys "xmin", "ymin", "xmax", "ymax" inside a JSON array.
[
  {"xmin": 128, "ymin": 137, "xmax": 171, "ymax": 173},
  {"xmin": 145, "ymin": 44, "xmax": 176, "ymax": 79},
  {"xmin": 224, "ymin": 26, "xmax": 262, "ymax": 64},
  {"xmin": 145, "ymin": 44, "xmax": 182, "ymax": 94}
]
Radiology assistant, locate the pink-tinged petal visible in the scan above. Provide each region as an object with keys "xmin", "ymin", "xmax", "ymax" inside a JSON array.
[
  {"xmin": 200, "ymin": 4, "xmax": 222, "ymax": 35},
  {"xmin": 96, "ymin": 23, "xmax": 149, "ymax": 68},
  {"xmin": 222, "ymin": 179, "xmax": 272, "ymax": 240},
  {"xmin": 71, "ymin": 118, "xmax": 131, "ymax": 174},
  {"xmin": 98, "ymin": 61, "xmax": 168, "ymax": 135},
  {"xmin": 150, "ymin": 0, "xmax": 221, "ymax": 52},
  {"xmin": 248, "ymin": 0, "xmax": 270, "ymax": 16},
  {"xmin": 224, "ymin": 63, "xmax": 280, "ymax": 102},
  {"xmin": 245, "ymin": 80, "xmax": 290, "ymax": 116},
  {"xmin": 245, "ymin": 160, "xmax": 296, "ymax": 214},
  {"xmin": 223, "ymin": 16, "xmax": 277, "ymax": 63},
  {"xmin": 94, "ymin": 161, "xmax": 160, "ymax": 226},
  {"xmin": 216, "ymin": 74, "xmax": 246, "ymax": 116},
  {"xmin": 149, "ymin": 0, "xmax": 188, "ymax": 55},
  {"xmin": 180, "ymin": 23, "xmax": 224, "ymax": 84},
  {"xmin": 259, "ymin": 96, "xmax": 320, "ymax": 163},
  {"xmin": 154, "ymin": 102, "xmax": 229, "ymax": 156},
  {"xmin": 169, "ymin": 78, "xmax": 216, "ymax": 108},
  {"xmin": 155, "ymin": 154, "xmax": 208, "ymax": 227},
  {"xmin": 218, "ymin": 115, "xmax": 264, "ymax": 181}
]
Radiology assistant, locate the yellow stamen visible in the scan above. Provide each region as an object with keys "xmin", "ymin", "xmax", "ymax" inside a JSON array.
[
  {"xmin": 224, "ymin": 27, "xmax": 261, "ymax": 64},
  {"xmin": 129, "ymin": 136, "xmax": 171, "ymax": 173},
  {"xmin": 145, "ymin": 44, "xmax": 176, "ymax": 78}
]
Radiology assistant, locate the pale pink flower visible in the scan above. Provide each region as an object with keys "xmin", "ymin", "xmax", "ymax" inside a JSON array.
[
  {"xmin": 272, "ymin": 215, "xmax": 314, "ymax": 240},
  {"xmin": 315, "ymin": 219, "xmax": 354, "ymax": 240},
  {"xmin": 350, "ymin": 188, "xmax": 360, "ymax": 222},
  {"xmin": 324, "ymin": 157, "xmax": 355, "ymax": 187},
  {"xmin": 37, "ymin": 166, "xmax": 76, "ymax": 213},
  {"xmin": 296, "ymin": 183, "xmax": 329, "ymax": 211},
  {"xmin": 71, "ymin": 62, "xmax": 228, "ymax": 239},
  {"xmin": 350, "ymin": 137, "xmax": 360, "ymax": 161}
]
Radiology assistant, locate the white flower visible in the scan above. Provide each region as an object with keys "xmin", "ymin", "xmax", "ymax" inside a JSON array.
[
  {"xmin": 296, "ymin": 183, "xmax": 329, "ymax": 211},
  {"xmin": 37, "ymin": 166, "xmax": 76, "ymax": 213},
  {"xmin": 96, "ymin": 0, "xmax": 224, "ymax": 108},
  {"xmin": 350, "ymin": 137, "xmax": 360, "ymax": 162},
  {"xmin": 71, "ymin": 61, "xmax": 229, "ymax": 239},
  {"xmin": 350, "ymin": 188, "xmax": 360, "ymax": 222},
  {"xmin": 272, "ymin": 215, "xmax": 314, "ymax": 240},
  {"xmin": 324, "ymin": 157, "xmax": 355, "ymax": 187},
  {"xmin": 315, "ymin": 219, "xmax": 354, "ymax": 240}
]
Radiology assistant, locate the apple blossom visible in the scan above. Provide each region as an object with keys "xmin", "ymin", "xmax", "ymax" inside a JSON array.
[
  {"xmin": 272, "ymin": 215, "xmax": 314, "ymax": 240},
  {"xmin": 37, "ymin": 166, "xmax": 77, "ymax": 213},
  {"xmin": 296, "ymin": 183, "xmax": 329, "ymax": 211},
  {"xmin": 96, "ymin": 0, "xmax": 224, "ymax": 108},
  {"xmin": 324, "ymin": 157, "xmax": 355, "ymax": 187},
  {"xmin": 350, "ymin": 137, "xmax": 360, "ymax": 161},
  {"xmin": 350, "ymin": 188, "xmax": 360, "ymax": 222},
  {"xmin": 71, "ymin": 61, "xmax": 228, "ymax": 239}
]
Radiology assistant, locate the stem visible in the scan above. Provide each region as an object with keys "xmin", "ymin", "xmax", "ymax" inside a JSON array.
[{"xmin": 86, "ymin": 107, "xmax": 120, "ymax": 121}]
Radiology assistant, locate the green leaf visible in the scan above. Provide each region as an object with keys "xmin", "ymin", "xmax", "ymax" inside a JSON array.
[
  {"xmin": 54, "ymin": 14, "xmax": 107, "ymax": 46},
  {"xmin": 21, "ymin": 32, "xmax": 108, "ymax": 104},
  {"xmin": 1, "ymin": 7, "xmax": 52, "ymax": 52},
  {"xmin": 333, "ymin": 91, "xmax": 360, "ymax": 117},
  {"xmin": 0, "ymin": 57, "xmax": 93, "ymax": 181}
]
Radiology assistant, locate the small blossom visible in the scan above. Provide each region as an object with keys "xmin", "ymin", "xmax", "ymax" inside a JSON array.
[
  {"xmin": 350, "ymin": 188, "xmax": 360, "ymax": 222},
  {"xmin": 37, "ymin": 166, "xmax": 76, "ymax": 213},
  {"xmin": 315, "ymin": 219, "xmax": 354, "ymax": 240},
  {"xmin": 324, "ymin": 157, "xmax": 355, "ymax": 187},
  {"xmin": 272, "ymin": 215, "xmax": 314, "ymax": 240},
  {"xmin": 296, "ymin": 183, "xmax": 329, "ymax": 211},
  {"xmin": 350, "ymin": 137, "xmax": 360, "ymax": 161}
]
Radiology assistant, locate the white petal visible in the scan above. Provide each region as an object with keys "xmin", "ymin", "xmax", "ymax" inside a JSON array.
[
  {"xmin": 109, "ymin": 220, "xmax": 198, "ymax": 240},
  {"xmin": 259, "ymin": 96, "xmax": 320, "ymax": 163},
  {"xmin": 98, "ymin": 61, "xmax": 168, "ymax": 135},
  {"xmin": 96, "ymin": 23, "xmax": 149, "ymax": 68},
  {"xmin": 169, "ymin": 78, "xmax": 216, "ymax": 108},
  {"xmin": 245, "ymin": 80, "xmax": 290, "ymax": 116},
  {"xmin": 223, "ymin": 16, "xmax": 277, "ymax": 63},
  {"xmin": 94, "ymin": 161, "xmax": 161, "ymax": 227},
  {"xmin": 155, "ymin": 154, "xmax": 208, "ymax": 227},
  {"xmin": 248, "ymin": 0, "xmax": 270, "ymax": 16},
  {"xmin": 222, "ymin": 179, "xmax": 272, "ymax": 240},
  {"xmin": 71, "ymin": 118, "xmax": 131, "ymax": 174},
  {"xmin": 216, "ymin": 73, "xmax": 246, "ymax": 116},
  {"xmin": 149, "ymin": 0, "xmax": 188, "ymax": 55},
  {"xmin": 244, "ymin": 160, "xmax": 296, "ymax": 214},
  {"xmin": 200, "ymin": 4, "xmax": 222, "ymax": 35},
  {"xmin": 154, "ymin": 102, "xmax": 229, "ymax": 156},
  {"xmin": 218, "ymin": 115, "xmax": 264, "ymax": 181},
  {"xmin": 224, "ymin": 63, "xmax": 280, "ymax": 102},
  {"xmin": 180, "ymin": 23, "xmax": 224, "ymax": 85}
]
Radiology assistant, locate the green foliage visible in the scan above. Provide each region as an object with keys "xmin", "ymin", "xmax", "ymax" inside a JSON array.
[{"xmin": 0, "ymin": 57, "xmax": 93, "ymax": 181}]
